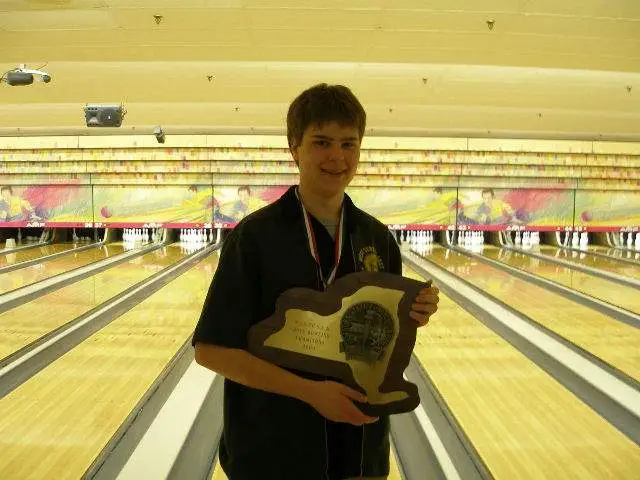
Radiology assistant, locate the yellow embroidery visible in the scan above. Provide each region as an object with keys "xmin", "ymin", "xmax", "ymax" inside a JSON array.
[{"xmin": 358, "ymin": 246, "xmax": 384, "ymax": 272}]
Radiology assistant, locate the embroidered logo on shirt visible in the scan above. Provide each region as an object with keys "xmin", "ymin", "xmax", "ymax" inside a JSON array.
[{"xmin": 358, "ymin": 246, "xmax": 384, "ymax": 272}]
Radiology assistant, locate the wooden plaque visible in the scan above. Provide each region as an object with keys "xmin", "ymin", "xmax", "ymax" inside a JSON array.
[{"xmin": 247, "ymin": 271, "xmax": 429, "ymax": 416}]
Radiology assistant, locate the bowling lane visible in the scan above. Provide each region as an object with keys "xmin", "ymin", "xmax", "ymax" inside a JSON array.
[
  {"xmin": 424, "ymin": 247, "xmax": 640, "ymax": 382},
  {"xmin": 0, "ymin": 243, "xmax": 78, "ymax": 268},
  {"xmin": 402, "ymin": 263, "xmax": 639, "ymax": 480},
  {"xmin": 483, "ymin": 246, "xmax": 640, "ymax": 314},
  {"xmin": 0, "ymin": 243, "xmax": 128, "ymax": 295},
  {"xmin": 588, "ymin": 245, "xmax": 640, "ymax": 264},
  {"xmin": 0, "ymin": 243, "xmax": 190, "ymax": 361},
  {"xmin": 536, "ymin": 246, "xmax": 639, "ymax": 279},
  {"xmin": 0, "ymin": 248, "xmax": 219, "ymax": 480}
]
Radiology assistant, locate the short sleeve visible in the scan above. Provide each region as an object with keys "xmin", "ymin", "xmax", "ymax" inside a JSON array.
[{"xmin": 192, "ymin": 225, "xmax": 260, "ymax": 350}]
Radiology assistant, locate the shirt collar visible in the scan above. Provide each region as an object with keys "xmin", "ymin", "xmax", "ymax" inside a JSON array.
[{"xmin": 280, "ymin": 185, "xmax": 358, "ymax": 233}]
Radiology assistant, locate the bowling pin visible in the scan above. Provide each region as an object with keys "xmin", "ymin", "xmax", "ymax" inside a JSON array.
[{"xmin": 571, "ymin": 231, "xmax": 579, "ymax": 247}]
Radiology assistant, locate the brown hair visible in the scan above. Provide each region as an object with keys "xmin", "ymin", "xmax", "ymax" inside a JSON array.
[{"xmin": 286, "ymin": 83, "xmax": 366, "ymax": 151}]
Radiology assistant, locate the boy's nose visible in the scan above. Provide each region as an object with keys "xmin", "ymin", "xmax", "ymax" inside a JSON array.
[{"xmin": 328, "ymin": 147, "xmax": 345, "ymax": 162}]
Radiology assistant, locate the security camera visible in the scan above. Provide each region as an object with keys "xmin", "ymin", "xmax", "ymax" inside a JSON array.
[
  {"xmin": 153, "ymin": 126, "xmax": 166, "ymax": 144},
  {"xmin": 1, "ymin": 64, "xmax": 52, "ymax": 86}
]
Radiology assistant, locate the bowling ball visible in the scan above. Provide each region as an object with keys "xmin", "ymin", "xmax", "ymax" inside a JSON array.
[
  {"xmin": 580, "ymin": 210, "xmax": 592, "ymax": 222},
  {"xmin": 100, "ymin": 206, "xmax": 112, "ymax": 218},
  {"xmin": 450, "ymin": 200, "xmax": 463, "ymax": 211}
]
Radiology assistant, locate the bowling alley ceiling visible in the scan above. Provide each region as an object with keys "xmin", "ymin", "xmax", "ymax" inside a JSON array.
[{"xmin": 1, "ymin": 0, "xmax": 640, "ymax": 140}]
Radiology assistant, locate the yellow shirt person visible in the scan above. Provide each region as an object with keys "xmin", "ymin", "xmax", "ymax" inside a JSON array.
[
  {"xmin": 475, "ymin": 188, "xmax": 520, "ymax": 225},
  {"xmin": 0, "ymin": 186, "xmax": 40, "ymax": 221}
]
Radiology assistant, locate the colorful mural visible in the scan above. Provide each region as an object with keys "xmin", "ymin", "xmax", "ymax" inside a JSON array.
[
  {"xmin": 213, "ymin": 186, "xmax": 459, "ymax": 228},
  {"xmin": 0, "ymin": 185, "xmax": 92, "ymax": 226},
  {"xmin": 575, "ymin": 190, "xmax": 640, "ymax": 228},
  {"xmin": 93, "ymin": 185, "xmax": 213, "ymax": 225},
  {"xmin": 213, "ymin": 185, "xmax": 288, "ymax": 226},
  {"xmin": 457, "ymin": 188, "xmax": 574, "ymax": 230},
  {"xmin": 346, "ymin": 187, "xmax": 457, "ymax": 227}
]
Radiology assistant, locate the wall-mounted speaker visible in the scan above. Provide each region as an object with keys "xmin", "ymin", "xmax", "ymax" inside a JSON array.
[{"xmin": 84, "ymin": 104, "xmax": 125, "ymax": 127}]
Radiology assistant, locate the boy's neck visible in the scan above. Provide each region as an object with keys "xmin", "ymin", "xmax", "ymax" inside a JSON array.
[{"xmin": 297, "ymin": 184, "xmax": 344, "ymax": 223}]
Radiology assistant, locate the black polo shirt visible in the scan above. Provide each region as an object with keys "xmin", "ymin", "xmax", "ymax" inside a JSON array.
[{"xmin": 193, "ymin": 185, "xmax": 402, "ymax": 480}]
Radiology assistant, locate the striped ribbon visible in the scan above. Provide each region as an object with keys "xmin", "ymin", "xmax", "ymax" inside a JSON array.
[{"xmin": 296, "ymin": 188, "xmax": 344, "ymax": 289}]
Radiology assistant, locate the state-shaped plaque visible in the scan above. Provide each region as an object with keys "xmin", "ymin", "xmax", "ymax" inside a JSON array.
[{"xmin": 248, "ymin": 271, "xmax": 429, "ymax": 416}]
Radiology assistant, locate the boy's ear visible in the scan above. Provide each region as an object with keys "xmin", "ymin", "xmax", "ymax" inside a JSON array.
[{"xmin": 290, "ymin": 146, "xmax": 299, "ymax": 166}]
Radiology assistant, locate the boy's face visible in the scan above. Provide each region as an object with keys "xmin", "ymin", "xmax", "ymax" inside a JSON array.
[
  {"xmin": 1, "ymin": 190, "xmax": 10, "ymax": 202},
  {"xmin": 291, "ymin": 121, "xmax": 361, "ymax": 198},
  {"xmin": 482, "ymin": 192, "xmax": 493, "ymax": 206}
]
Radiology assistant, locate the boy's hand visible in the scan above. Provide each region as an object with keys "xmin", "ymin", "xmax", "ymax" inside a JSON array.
[
  {"xmin": 410, "ymin": 284, "xmax": 439, "ymax": 327},
  {"xmin": 305, "ymin": 380, "xmax": 378, "ymax": 426}
]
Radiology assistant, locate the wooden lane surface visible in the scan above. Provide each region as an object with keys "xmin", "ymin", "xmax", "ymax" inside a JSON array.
[
  {"xmin": 425, "ymin": 247, "xmax": 640, "ymax": 382},
  {"xmin": 0, "ymin": 245, "xmax": 189, "ymax": 361},
  {"xmin": 0, "ymin": 247, "xmax": 219, "ymax": 480},
  {"xmin": 210, "ymin": 443, "xmax": 404, "ymax": 480},
  {"xmin": 0, "ymin": 243, "xmax": 127, "ymax": 295},
  {"xmin": 403, "ymin": 263, "xmax": 640, "ymax": 479},
  {"xmin": 0, "ymin": 243, "xmax": 76, "ymax": 268},
  {"xmin": 587, "ymin": 246, "xmax": 640, "ymax": 264},
  {"xmin": 537, "ymin": 246, "xmax": 639, "ymax": 280},
  {"xmin": 483, "ymin": 246, "xmax": 640, "ymax": 314}
]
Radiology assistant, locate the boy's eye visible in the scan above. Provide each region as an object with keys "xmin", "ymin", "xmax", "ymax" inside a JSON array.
[{"xmin": 314, "ymin": 140, "xmax": 330, "ymax": 147}]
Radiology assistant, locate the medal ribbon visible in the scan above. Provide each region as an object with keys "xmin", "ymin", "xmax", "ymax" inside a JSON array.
[{"xmin": 296, "ymin": 188, "xmax": 344, "ymax": 289}]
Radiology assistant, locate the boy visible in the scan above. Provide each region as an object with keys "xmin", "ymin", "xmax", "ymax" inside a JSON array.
[{"xmin": 193, "ymin": 84, "xmax": 439, "ymax": 480}]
